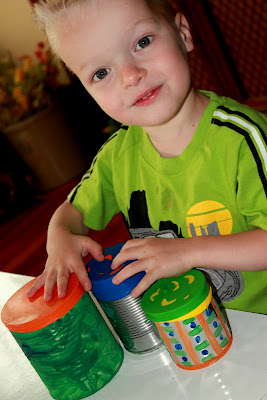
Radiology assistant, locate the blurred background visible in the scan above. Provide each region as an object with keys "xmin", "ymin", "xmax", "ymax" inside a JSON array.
[{"xmin": 0, "ymin": 0, "xmax": 266, "ymax": 277}]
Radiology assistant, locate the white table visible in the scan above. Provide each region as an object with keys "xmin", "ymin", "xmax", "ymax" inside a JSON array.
[{"xmin": 0, "ymin": 271, "xmax": 267, "ymax": 400}]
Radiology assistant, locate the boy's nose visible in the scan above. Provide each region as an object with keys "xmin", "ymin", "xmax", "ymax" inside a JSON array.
[{"xmin": 120, "ymin": 62, "xmax": 146, "ymax": 88}]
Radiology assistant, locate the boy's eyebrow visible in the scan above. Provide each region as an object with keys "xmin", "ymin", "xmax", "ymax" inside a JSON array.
[
  {"xmin": 79, "ymin": 17, "xmax": 158, "ymax": 74},
  {"xmin": 131, "ymin": 17, "xmax": 158, "ymax": 30},
  {"xmin": 79, "ymin": 56, "xmax": 98, "ymax": 74},
  {"xmin": 128, "ymin": 17, "xmax": 160, "ymax": 36}
]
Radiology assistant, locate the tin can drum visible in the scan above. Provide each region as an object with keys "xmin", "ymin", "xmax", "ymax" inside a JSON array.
[
  {"xmin": 141, "ymin": 269, "xmax": 232, "ymax": 370},
  {"xmin": 88, "ymin": 243, "xmax": 163, "ymax": 354},
  {"xmin": 1, "ymin": 273, "xmax": 124, "ymax": 400}
]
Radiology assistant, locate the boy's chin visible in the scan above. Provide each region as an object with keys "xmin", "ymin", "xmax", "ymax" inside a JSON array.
[{"xmin": 120, "ymin": 114, "xmax": 175, "ymax": 129}]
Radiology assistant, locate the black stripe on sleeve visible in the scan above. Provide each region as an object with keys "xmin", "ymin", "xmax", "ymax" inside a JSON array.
[
  {"xmin": 217, "ymin": 105, "xmax": 267, "ymax": 147},
  {"xmin": 212, "ymin": 118, "xmax": 267, "ymax": 197},
  {"xmin": 69, "ymin": 131, "xmax": 120, "ymax": 203}
]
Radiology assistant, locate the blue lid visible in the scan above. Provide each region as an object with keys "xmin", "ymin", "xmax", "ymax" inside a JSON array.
[{"xmin": 87, "ymin": 243, "xmax": 145, "ymax": 301}]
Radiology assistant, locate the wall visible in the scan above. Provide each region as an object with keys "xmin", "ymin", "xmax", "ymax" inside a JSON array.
[
  {"xmin": 0, "ymin": 0, "xmax": 69, "ymax": 83},
  {"xmin": 208, "ymin": 0, "xmax": 267, "ymax": 98},
  {"xmin": 176, "ymin": 0, "xmax": 267, "ymax": 100},
  {"xmin": 0, "ymin": 0, "xmax": 44, "ymax": 58}
]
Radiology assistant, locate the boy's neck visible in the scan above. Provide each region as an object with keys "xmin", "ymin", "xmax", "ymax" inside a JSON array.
[{"xmin": 143, "ymin": 90, "xmax": 209, "ymax": 158}]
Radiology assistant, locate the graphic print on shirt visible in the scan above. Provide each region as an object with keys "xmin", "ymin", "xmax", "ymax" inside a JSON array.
[
  {"xmin": 124, "ymin": 190, "xmax": 185, "ymax": 240},
  {"xmin": 185, "ymin": 200, "xmax": 244, "ymax": 303},
  {"xmin": 123, "ymin": 192, "xmax": 244, "ymax": 304}
]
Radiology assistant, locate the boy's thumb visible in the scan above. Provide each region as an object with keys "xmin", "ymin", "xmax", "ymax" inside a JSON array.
[{"xmin": 83, "ymin": 237, "xmax": 105, "ymax": 262}]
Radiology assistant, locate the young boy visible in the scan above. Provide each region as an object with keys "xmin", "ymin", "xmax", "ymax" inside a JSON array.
[{"xmin": 27, "ymin": 0, "xmax": 267, "ymax": 314}]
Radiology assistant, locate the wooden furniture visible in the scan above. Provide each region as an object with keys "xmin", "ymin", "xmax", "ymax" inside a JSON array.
[{"xmin": 0, "ymin": 178, "xmax": 130, "ymax": 277}]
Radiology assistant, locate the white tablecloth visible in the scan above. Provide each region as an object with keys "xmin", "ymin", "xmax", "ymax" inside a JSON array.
[{"xmin": 0, "ymin": 271, "xmax": 267, "ymax": 400}]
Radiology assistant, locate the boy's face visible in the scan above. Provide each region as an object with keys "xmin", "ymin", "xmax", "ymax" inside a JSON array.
[{"xmin": 56, "ymin": 0, "xmax": 193, "ymax": 129}]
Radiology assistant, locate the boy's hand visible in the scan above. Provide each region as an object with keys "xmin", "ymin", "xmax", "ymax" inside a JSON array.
[
  {"xmin": 111, "ymin": 238, "xmax": 193, "ymax": 298},
  {"xmin": 26, "ymin": 231, "xmax": 104, "ymax": 301}
]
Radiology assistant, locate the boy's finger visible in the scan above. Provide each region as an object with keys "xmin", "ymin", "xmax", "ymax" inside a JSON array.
[
  {"xmin": 26, "ymin": 274, "xmax": 46, "ymax": 298},
  {"xmin": 57, "ymin": 272, "xmax": 71, "ymax": 298},
  {"xmin": 130, "ymin": 280, "xmax": 149, "ymax": 298},
  {"xmin": 111, "ymin": 250, "xmax": 138, "ymax": 269},
  {"xmin": 112, "ymin": 259, "xmax": 145, "ymax": 284},
  {"xmin": 111, "ymin": 240, "xmax": 143, "ymax": 269},
  {"xmin": 131, "ymin": 271, "xmax": 158, "ymax": 298},
  {"xmin": 73, "ymin": 261, "xmax": 92, "ymax": 292},
  {"xmin": 111, "ymin": 250, "xmax": 132, "ymax": 269},
  {"xmin": 44, "ymin": 272, "xmax": 57, "ymax": 302},
  {"xmin": 83, "ymin": 237, "xmax": 104, "ymax": 262}
]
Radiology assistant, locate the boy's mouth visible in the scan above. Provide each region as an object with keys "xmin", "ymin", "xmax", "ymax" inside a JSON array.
[{"xmin": 134, "ymin": 86, "xmax": 162, "ymax": 107}]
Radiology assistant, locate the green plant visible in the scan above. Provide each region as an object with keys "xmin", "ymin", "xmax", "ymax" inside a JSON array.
[{"xmin": 0, "ymin": 42, "xmax": 60, "ymax": 130}]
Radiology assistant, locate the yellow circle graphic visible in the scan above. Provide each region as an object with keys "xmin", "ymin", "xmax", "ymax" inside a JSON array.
[{"xmin": 186, "ymin": 200, "xmax": 233, "ymax": 237}]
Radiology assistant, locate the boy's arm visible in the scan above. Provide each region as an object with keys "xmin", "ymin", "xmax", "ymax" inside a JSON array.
[
  {"xmin": 111, "ymin": 228, "xmax": 267, "ymax": 297},
  {"xmin": 27, "ymin": 200, "xmax": 104, "ymax": 301}
]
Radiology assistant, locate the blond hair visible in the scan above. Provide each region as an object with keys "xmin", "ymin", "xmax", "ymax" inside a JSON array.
[{"xmin": 34, "ymin": 0, "xmax": 176, "ymax": 55}]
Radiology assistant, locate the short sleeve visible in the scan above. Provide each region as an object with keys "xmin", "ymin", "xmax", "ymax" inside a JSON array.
[
  {"xmin": 68, "ymin": 134, "xmax": 120, "ymax": 230},
  {"xmin": 236, "ymin": 113, "xmax": 267, "ymax": 230}
]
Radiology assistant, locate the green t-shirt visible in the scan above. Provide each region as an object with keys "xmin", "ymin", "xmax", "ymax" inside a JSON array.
[{"xmin": 68, "ymin": 91, "xmax": 267, "ymax": 314}]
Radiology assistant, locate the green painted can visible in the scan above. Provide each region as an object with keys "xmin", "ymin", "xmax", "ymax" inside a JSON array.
[{"xmin": 1, "ymin": 274, "xmax": 124, "ymax": 400}]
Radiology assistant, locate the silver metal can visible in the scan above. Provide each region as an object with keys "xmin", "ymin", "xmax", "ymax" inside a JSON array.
[
  {"xmin": 99, "ymin": 293, "xmax": 163, "ymax": 353},
  {"xmin": 87, "ymin": 243, "xmax": 163, "ymax": 354}
]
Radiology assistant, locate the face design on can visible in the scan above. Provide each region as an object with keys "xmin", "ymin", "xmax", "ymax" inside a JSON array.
[{"xmin": 150, "ymin": 274, "xmax": 196, "ymax": 308}]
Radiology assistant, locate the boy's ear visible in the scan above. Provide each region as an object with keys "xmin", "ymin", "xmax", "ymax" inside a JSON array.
[{"xmin": 175, "ymin": 13, "xmax": 194, "ymax": 52}]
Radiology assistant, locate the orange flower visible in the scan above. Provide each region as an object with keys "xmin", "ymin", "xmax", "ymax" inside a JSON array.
[
  {"xmin": 14, "ymin": 68, "xmax": 25, "ymax": 83},
  {"xmin": 0, "ymin": 41, "xmax": 61, "ymax": 130},
  {"xmin": 19, "ymin": 96, "xmax": 29, "ymax": 111},
  {"xmin": 13, "ymin": 87, "xmax": 28, "ymax": 110},
  {"xmin": 12, "ymin": 86, "xmax": 22, "ymax": 100},
  {"xmin": 22, "ymin": 56, "xmax": 32, "ymax": 72},
  {"xmin": 40, "ymin": 52, "xmax": 49, "ymax": 65}
]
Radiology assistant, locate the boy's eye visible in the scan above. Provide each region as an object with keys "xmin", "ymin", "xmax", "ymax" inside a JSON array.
[
  {"xmin": 136, "ymin": 36, "xmax": 152, "ymax": 50},
  {"xmin": 93, "ymin": 68, "xmax": 110, "ymax": 81}
]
